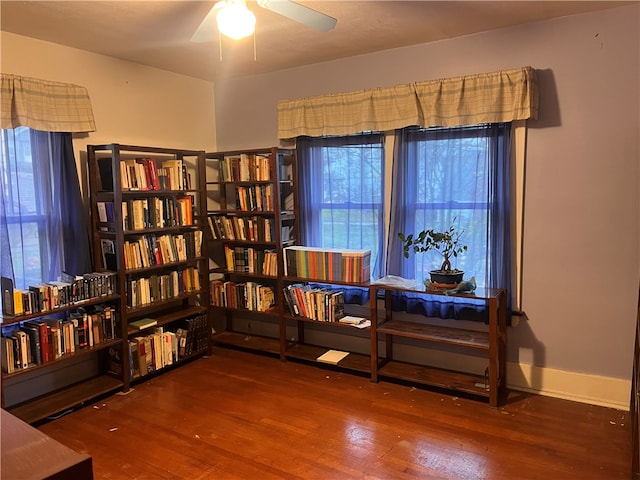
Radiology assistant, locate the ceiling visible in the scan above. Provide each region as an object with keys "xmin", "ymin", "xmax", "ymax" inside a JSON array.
[{"xmin": 0, "ymin": 1, "xmax": 633, "ymax": 81}]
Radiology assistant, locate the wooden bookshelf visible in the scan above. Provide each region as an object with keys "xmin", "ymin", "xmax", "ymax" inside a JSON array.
[
  {"xmin": 205, "ymin": 148, "xmax": 297, "ymax": 358},
  {"xmin": 0, "ymin": 279, "xmax": 122, "ymax": 422},
  {"xmin": 87, "ymin": 143, "xmax": 211, "ymax": 397},
  {"xmin": 370, "ymin": 284, "xmax": 507, "ymax": 406}
]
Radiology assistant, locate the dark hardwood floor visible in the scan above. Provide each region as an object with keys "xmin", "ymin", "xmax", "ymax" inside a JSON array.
[{"xmin": 37, "ymin": 347, "xmax": 631, "ymax": 479}]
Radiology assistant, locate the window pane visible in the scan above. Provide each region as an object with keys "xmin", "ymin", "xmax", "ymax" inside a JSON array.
[
  {"xmin": 6, "ymin": 221, "xmax": 43, "ymax": 288},
  {"xmin": 320, "ymin": 143, "xmax": 383, "ymax": 265},
  {"xmin": 407, "ymin": 127, "xmax": 493, "ymax": 287},
  {"xmin": 298, "ymin": 135, "xmax": 385, "ymax": 280},
  {"xmin": 1, "ymin": 127, "xmax": 53, "ymax": 289}
]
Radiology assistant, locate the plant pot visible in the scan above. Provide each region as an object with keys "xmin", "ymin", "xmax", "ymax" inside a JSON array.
[{"xmin": 429, "ymin": 269, "xmax": 464, "ymax": 285}]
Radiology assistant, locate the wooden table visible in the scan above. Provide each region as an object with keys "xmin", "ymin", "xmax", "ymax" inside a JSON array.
[{"xmin": 1, "ymin": 409, "xmax": 93, "ymax": 480}]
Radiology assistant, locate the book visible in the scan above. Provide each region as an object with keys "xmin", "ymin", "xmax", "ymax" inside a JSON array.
[
  {"xmin": 21, "ymin": 322, "xmax": 42, "ymax": 365},
  {"xmin": 107, "ymin": 345, "xmax": 123, "ymax": 375},
  {"xmin": 316, "ymin": 349, "xmax": 350, "ymax": 365},
  {"xmin": 100, "ymin": 239, "xmax": 117, "ymax": 271},
  {"xmin": 97, "ymin": 158, "xmax": 114, "ymax": 191},
  {"xmin": 129, "ymin": 339, "xmax": 140, "ymax": 379},
  {"xmin": 11, "ymin": 330, "xmax": 29, "ymax": 369},
  {"xmin": 129, "ymin": 317, "xmax": 157, "ymax": 331},
  {"xmin": 1, "ymin": 337, "xmax": 15, "ymax": 373},
  {"xmin": 135, "ymin": 336, "xmax": 153, "ymax": 375},
  {"xmin": 1, "ymin": 277, "xmax": 15, "ymax": 315},
  {"xmin": 338, "ymin": 316, "xmax": 371, "ymax": 329}
]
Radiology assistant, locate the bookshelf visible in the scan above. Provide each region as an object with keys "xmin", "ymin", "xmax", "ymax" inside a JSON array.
[
  {"xmin": 204, "ymin": 147, "xmax": 507, "ymax": 405},
  {"xmin": 87, "ymin": 143, "xmax": 210, "ymax": 394},
  {"xmin": 281, "ymin": 276, "xmax": 372, "ymax": 374},
  {"xmin": 280, "ymin": 246, "xmax": 373, "ymax": 373},
  {"xmin": 205, "ymin": 148, "xmax": 297, "ymax": 358},
  {"xmin": 0, "ymin": 274, "xmax": 124, "ymax": 424}
]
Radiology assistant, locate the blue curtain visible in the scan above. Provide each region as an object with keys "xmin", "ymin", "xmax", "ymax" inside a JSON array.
[
  {"xmin": 51, "ymin": 132, "xmax": 92, "ymax": 276},
  {"xmin": 387, "ymin": 124, "xmax": 512, "ymax": 321},
  {"xmin": 0, "ymin": 128, "xmax": 92, "ymax": 291},
  {"xmin": 296, "ymin": 134, "xmax": 385, "ymax": 303}
]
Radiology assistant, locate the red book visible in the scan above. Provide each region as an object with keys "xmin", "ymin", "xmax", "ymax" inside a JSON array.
[
  {"xmin": 149, "ymin": 158, "xmax": 160, "ymax": 190},
  {"xmin": 34, "ymin": 321, "xmax": 51, "ymax": 363},
  {"xmin": 292, "ymin": 285, "xmax": 308, "ymax": 318}
]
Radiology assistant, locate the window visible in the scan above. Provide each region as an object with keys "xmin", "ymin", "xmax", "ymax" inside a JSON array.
[
  {"xmin": 389, "ymin": 124, "xmax": 512, "ymax": 319},
  {"xmin": 1, "ymin": 128, "xmax": 55, "ymax": 288},
  {"xmin": 390, "ymin": 124, "xmax": 511, "ymax": 288},
  {"xmin": 297, "ymin": 124, "xmax": 512, "ymax": 320},
  {"xmin": 0, "ymin": 127, "xmax": 92, "ymax": 291},
  {"xmin": 296, "ymin": 134, "xmax": 385, "ymax": 280}
]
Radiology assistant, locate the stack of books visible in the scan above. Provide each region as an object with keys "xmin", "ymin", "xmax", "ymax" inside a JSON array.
[{"xmin": 283, "ymin": 246, "xmax": 371, "ymax": 283}]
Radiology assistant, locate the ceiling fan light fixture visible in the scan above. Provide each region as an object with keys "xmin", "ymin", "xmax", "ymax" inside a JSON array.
[{"xmin": 216, "ymin": 1, "xmax": 256, "ymax": 40}]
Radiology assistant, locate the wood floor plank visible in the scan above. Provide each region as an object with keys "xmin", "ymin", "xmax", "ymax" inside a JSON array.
[{"xmin": 37, "ymin": 347, "xmax": 631, "ymax": 480}]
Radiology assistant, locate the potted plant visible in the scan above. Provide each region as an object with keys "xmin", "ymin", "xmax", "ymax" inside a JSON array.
[{"xmin": 398, "ymin": 222, "xmax": 467, "ymax": 285}]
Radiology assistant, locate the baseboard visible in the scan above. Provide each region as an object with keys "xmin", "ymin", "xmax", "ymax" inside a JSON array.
[{"xmin": 507, "ymin": 362, "xmax": 631, "ymax": 411}]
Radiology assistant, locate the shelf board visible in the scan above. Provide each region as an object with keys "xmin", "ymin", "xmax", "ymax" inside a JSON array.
[
  {"xmin": 285, "ymin": 343, "xmax": 371, "ymax": 374},
  {"xmin": 123, "ymin": 257, "xmax": 205, "ymax": 275},
  {"xmin": 130, "ymin": 348, "xmax": 208, "ymax": 384},
  {"xmin": 0, "ymin": 294, "xmax": 120, "ymax": 326},
  {"xmin": 126, "ymin": 291, "xmax": 203, "ymax": 316},
  {"xmin": 127, "ymin": 305, "xmax": 206, "ymax": 335},
  {"xmin": 377, "ymin": 360, "xmax": 490, "ymax": 399},
  {"xmin": 283, "ymin": 277, "xmax": 370, "ymax": 288},
  {"xmin": 2, "ymin": 338, "xmax": 123, "ymax": 379},
  {"xmin": 377, "ymin": 320, "xmax": 489, "ymax": 350},
  {"xmin": 285, "ymin": 315, "xmax": 370, "ymax": 332},
  {"xmin": 212, "ymin": 331, "xmax": 280, "ymax": 356},
  {"xmin": 210, "ymin": 305, "xmax": 279, "ymax": 318},
  {"xmin": 7, "ymin": 374, "xmax": 124, "ymax": 425}
]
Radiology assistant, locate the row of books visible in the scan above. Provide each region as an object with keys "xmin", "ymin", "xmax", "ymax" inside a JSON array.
[
  {"xmin": 97, "ymin": 196, "xmax": 195, "ymax": 233},
  {"xmin": 219, "ymin": 154, "xmax": 272, "ymax": 182},
  {"xmin": 107, "ymin": 157, "xmax": 191, "ymax": 192},
  {"xmin": 224, "ymin": 246, "xmax": 278, "ymax": 276},
  {"xmin": 282, "ymin": 284, "xmax": 345, "ymax": 322},
  {"xmin": 122, "ymin": 231, "xmax": 203, "ymax": 270},
  {"xmin": 233, "ymin": 185, "xmax": 274, "ymax": 212},
  {"xmin": 104, "ymin": 314, "xmax": 208, "ymax": 379},
  {"xmin": 210, "ymin": 280, "xmax": 276, "ymax": 312},
  {"xmin": 208, "ymin": 214, "xmax": 275, "ymax": 242},
  {"xmin": 126, "ymin": 196, "xmax": 194, "ymax": 231},
  {"xmin": 125, "ymin": 268, "xmax": 201, "ymax": 308},
  {"xmin": 283, "ymin": 246, "xmax": 371, "ymax": 283},
  {"xmin": 129, "ymin": 318, "xmax": 205, "ymax": 377},
  {"xmin": 1, "ymin": 273, "xmax": 117, "ymax": 317},
  {"xmin": 1, "ymin": 305, "xmax": 117, "ymax": 373}
]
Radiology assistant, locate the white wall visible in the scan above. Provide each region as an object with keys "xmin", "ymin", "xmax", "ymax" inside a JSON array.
[
  {"xmin": 213, "ymin": 6, "xmax": 640, "ymax": 391},
  {"xmin": 1, "ymin": 31, "xmax": 217, "ymax": 164}
]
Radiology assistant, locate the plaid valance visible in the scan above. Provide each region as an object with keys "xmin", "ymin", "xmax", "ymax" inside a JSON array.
[
  {"xmin": 1, "ymin": 74, "xmax": 96, "ymax": 132},
  {"xmin": 277, "ymin": 66, "xmax": 538, "ymax": 139}
]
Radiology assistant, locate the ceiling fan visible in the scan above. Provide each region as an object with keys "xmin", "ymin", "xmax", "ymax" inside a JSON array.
[{"xmin": 191, "ymin": 0, "xmax": 337, "ymax": 42}]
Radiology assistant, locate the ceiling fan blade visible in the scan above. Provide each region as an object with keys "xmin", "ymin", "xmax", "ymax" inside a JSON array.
[
  {"xmin": 258, "ymin": 0, "xmax": 336, "ymax": 32},
  {"xmin": 190, "ymin": 4, "xmax": 221, "ymax": 43}
]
